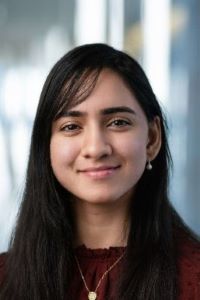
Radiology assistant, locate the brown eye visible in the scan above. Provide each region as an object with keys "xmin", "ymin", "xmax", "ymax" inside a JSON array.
[
  {"xmin": 109, "ymin": 119, "xmax": 131, "ymax": 127},
  {"xmin": 62, "ymin": 124, "xmax": 81, "ymax": 131}
]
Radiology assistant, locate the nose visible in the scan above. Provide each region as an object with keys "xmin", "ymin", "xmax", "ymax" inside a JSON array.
[{"xmin": 81, "ymin": 125, "xmax": 112, "ymax": 160}]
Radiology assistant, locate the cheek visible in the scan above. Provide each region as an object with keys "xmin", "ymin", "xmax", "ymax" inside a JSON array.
[
  {"xmin": 115, "ymin": 134, "xmax": 147, "ymax": 177},
  {"xmin": 115, "ymin": 133, "xmax": 147, "ymax": 161},
  {"xmin": 50, "ymin": 137, "xmax": 79, "ymax": 172}
]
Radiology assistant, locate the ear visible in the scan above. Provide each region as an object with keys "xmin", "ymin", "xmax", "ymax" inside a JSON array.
[{"xmin": 146, "ymin": 116, "xmax": 162, "ymax": 161}]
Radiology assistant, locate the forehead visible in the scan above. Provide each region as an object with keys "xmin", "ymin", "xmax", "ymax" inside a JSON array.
[{"xmin": 65, "ymin": 69, "xmax": 146, "ymax": 118}]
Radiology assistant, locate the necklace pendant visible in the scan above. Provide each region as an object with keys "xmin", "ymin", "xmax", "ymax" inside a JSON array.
[{"xmin": 88, "ymin": 291, "xmax": 97, "ymax": 300}]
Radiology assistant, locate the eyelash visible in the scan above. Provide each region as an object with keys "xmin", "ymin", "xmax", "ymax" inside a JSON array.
[
  {"xmin": 108, "ymin": 119, "xmax": 131, "ymax": 127},
  {"xmin": 61, "ymin": 118, "xmax": 131, "ymax": 133},
  {"xmin": 61, "ymin": 124, "xmax": 80, "ymax": 131}
]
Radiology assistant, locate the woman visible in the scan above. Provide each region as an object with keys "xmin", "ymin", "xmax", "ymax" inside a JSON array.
[{"xmin": 0, "ymin": 43, "xmax": 199, "ymax": 300}]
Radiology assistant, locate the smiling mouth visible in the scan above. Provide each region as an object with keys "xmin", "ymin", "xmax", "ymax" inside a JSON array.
[{"xmin": 79, "ymin": 166, "xmax": 121, "ymax": 179}]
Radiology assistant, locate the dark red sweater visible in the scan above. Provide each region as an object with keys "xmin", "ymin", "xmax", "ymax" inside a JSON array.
[{"xmin": 0, "ymin": 237, "xmax": 200, "ymax": 299}]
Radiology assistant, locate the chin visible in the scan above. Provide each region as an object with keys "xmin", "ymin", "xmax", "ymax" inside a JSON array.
[
  {"xmin": 75, "ymin": 191, "xmax": 128, "ymax": 205},
  {"xmin": 88, "ymin": 197, "xmax": 117, "ymax": 204}
]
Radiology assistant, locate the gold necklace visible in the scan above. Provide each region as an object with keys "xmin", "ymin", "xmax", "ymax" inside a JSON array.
[{"xmin": 75, "ymin": 251, "xmax": 125, "ymax": 300}]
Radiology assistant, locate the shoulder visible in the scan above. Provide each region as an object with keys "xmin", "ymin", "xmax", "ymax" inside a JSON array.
[
  {"xmin": 176, "ymin": 234, "xmax": 200, "ymax": 299},
  {"xmin": 0, "ymin": 252, "xmax": 7, "ymax": 285},
  {"xmin": 177, "ymin": 233, "xmax": 200, "ymax": 269}
]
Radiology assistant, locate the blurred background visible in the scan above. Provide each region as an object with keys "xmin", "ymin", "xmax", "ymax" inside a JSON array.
[{"xmin": 0, "ymin": 0, "xmax": 200, "ymax": 252}]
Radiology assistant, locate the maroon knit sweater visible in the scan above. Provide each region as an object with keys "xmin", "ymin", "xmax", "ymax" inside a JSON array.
[{"xmin": 0, "ymin": 236, "xmax": 200, "ymax": 299}]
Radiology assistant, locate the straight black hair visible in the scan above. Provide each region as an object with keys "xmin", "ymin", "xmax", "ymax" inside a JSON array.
[{"xmin": 0, "ymin": 43, "xmax": 197, "ymax": 299}]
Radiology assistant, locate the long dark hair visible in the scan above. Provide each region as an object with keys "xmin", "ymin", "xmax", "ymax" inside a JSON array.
[{"xmin": 0, "ymin": 43, "xmax": 196, "ymax": 299}]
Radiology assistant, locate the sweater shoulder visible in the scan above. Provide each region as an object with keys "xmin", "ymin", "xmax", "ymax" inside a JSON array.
[
  {"xmin": 177, "ymin": 235, "xmax": 200, "ymax": 299},
  {"xmin": 0, "ymin": 252, "xmax": 7, "ymax": 285}
]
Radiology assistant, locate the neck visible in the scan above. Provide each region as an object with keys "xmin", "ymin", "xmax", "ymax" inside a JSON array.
[{"xmin": 72, "ymin": 196, "xmax": 131, "ymax": 249}]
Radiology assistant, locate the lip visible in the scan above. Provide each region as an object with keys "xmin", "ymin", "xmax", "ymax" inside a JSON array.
[
  {"xmin": 79, "ymin": 165, "xmax": 120, "ymax": 172},
  {"xmin": 78, "ymin": 165, "xmax": 121, "ymax": 179}
]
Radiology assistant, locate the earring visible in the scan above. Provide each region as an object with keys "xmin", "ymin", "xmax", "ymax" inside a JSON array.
[{"xmin": 146, "ymin": 160, "xmax": 152, "ymax": 170}]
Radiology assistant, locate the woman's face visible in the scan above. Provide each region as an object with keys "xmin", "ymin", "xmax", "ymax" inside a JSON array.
[{"xmin": 50, "ymin": 69, "xmax": 160, "ymax": 204}]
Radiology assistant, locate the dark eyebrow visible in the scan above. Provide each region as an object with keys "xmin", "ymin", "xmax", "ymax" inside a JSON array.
[
  {"xmin": 59, "ymin": 106, "xmax": 136, "ymax": 118},
  {"xmin": 60, "ymin": 111, "xmax": 85, "ymax": 117},
  {"xmin": 100, "ymin": 106, "xmax": 136, "ymax": 115}
]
